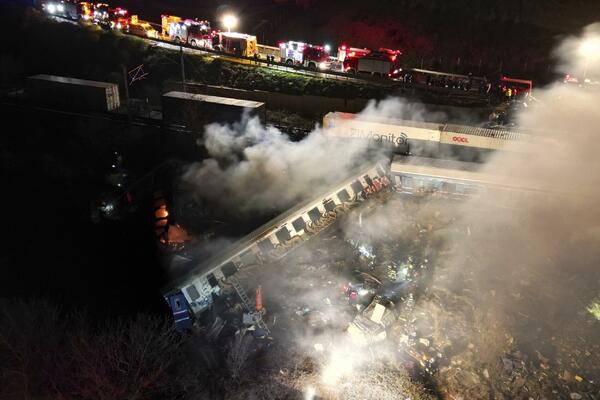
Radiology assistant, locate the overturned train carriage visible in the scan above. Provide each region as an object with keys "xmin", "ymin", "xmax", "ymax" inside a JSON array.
[
  {"xmin": 390, "ymin": 155, "xmax": 554, "ymax": 198},
  {"xmin": 164, "ymin": 161, "xmax": 391, "ymax": 330},
  {"xmin": 322, "ymin": 112, "xmax": 537, "ymax": 160}
]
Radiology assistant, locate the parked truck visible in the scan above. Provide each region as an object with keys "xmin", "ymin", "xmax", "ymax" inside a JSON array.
[
  {"xmin": 279, "ymin": 41, "xmax": 331, "ymax": 70},
  {"xmin": 343, "ymin": 48, "xmax": 402, "ymax": 78},
  {"xmin": 213, "ymin": 32, "xmax": 258, "ymax": 57},
  {"xmin": 166, "ymin": 18, "xmax": 214, "ymax": 48},
  {"xmin": 27, "ymin": 74, "xmax": 120, "ymax": 112},
  {"xmin": 41, "ymin": 0, "xmax": 78, "ymax": 19}
]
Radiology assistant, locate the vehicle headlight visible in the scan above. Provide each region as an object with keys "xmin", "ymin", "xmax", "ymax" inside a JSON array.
[
  {"xmin": 318, "ymin": 62, "xmax": 327, "ymax": 70},
  {"xmin": 47, "ymin": 3, "xmax": 56, "ymax": 13},
  {"xmin": 116, "ymin": 22, "xmax": 122, "ymax": 29},
  {"xmin": 57, "ymin": 4, "xmax": 64, "ymax": 12}
]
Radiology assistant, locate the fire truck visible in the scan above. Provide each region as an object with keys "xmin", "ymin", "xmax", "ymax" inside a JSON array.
[
  {"xmin": 279, "ymin": 41, "xmax": 331, "ymax": 70},
  {"xmin": 166, "ymin": 18, "xmax": 215, "ymax": 48},
  {"xmin": 78, "ymin": 2, "xmax": 94, "ymax": 20},
  {"xmin": 343, "ymin": 47, "xmax": 402, "ymax": 78},
  {"xmin": 92, "ymin": 3, "xmax": 128, "ymax": 30},
  {"xmin": 213, "ymin": 32, "xmax": 258, "ymax": 57},
  {"xmin": 337, "ymin": 45, "xmax": 371, "ymax": 62},
  {"xmin": 92, "ymin": 3, "xmax": 110, "ymax": 25},
  {"xmin": 42, "ymin": 0, "xmax": 78, "ymax": 19},
  {"xmin": 108, "ymin": 7, "xmax": 130, "ymax": 31}
]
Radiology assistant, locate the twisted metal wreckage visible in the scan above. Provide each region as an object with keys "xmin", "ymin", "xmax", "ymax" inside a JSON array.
[{"xmin": 163, "ymin": 153, "xmax": 556, "ymax": 334}]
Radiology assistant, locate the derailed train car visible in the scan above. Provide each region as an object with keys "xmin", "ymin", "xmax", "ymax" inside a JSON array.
[
  {"xmin": 164, "ymin": 161, "xmax": 391, "ymax": 330},
  {"xmin": 322, "ymin": 111, "xmax": 538, "ymax": 160},
  {"xmin": 390, "ymin": 155, "xmax": 553, "ymax": 198}
]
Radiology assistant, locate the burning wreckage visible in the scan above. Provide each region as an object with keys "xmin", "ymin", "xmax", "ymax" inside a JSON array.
[
  {"xmin": 163, "ymin": 160, "xmax": 392, "ymax": 331},
  {"xmin": 162, "ymin": 155, "xmax": 600, "ymax": 399}
]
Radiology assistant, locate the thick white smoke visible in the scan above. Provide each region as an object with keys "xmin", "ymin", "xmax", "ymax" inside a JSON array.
[
  {"xmin": 180, "ymin": 114, "xmax": 374, "ymax": 215},
  {"xmin": 307, "ymin": 23, "xmax": 600, "ymax": 398},
  {"xmin": 181, "ymin": 23, "xmax": 600, "ymax": 398},
  {"xmin": 180, "ymin": 97, "xmax": 449, "ymax": 216}
]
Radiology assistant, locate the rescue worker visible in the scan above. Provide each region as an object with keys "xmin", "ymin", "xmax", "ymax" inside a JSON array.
[{"xmin": 506, "ymin": 87, "xmax": 513, "ymax": 101}]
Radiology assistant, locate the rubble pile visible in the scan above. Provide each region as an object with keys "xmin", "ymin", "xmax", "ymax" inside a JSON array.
[{"xmin": 213, "ymin": 192, "xmax": 600, "ymax": 399}]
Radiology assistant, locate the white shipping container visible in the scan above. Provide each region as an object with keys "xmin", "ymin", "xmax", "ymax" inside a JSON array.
[{"xmin": 27, "ymin": 74, "xmax": 120, "ymax": 112}]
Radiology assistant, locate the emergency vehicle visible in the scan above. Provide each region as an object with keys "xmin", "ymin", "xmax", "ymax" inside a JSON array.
[
  {"xmin": 337, "ymin": 45, "xmax": 371, "ymax": 62},
  {"xmin": 214, "ymin": 32, "xmax": 258, "ymax": 57},
  {"xmin": 78, "ymin": 2, "xmax": 94, "ymax": 20},
  {"xmin": 108, "ymin": 7, "xmax": 130, "ymax": 31},
  {"xmin": 343, "ymin": 48, "xmax": 402, "ymax": 78},
  {"xmin": 128, "ymin": 15, "xmax": 159, "ymax": 39},
  {"xmin": 167, "ymin": 18, "xmax": 214, "ymax": 48},
  {"xmin": 92, "ymin": 3, "xmax": 110, "ymax": 25},
  {"xmin": 279, "ymin": 41, "xmax": 331, "ymax": 70},
  {"xmin": 42, "ymin": 0, "xmax": 78, "ymax": 19},
  {"xmin": 161, "ymin": 14, "xmax": 181, "ymax": 37}
]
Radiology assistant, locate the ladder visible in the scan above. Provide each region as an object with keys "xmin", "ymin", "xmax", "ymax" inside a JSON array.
[{"xmin": 228, "ymin": 276, "xmax": 270, "ymax": 334}]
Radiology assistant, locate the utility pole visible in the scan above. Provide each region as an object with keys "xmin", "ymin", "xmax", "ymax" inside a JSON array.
[
  {"xmin": 180, "ymin": 45, "xmax": 187, "ymax": 93},
  {"xmin": 121, "ymin": 64, "xmax": 131, "ymax": 123}
]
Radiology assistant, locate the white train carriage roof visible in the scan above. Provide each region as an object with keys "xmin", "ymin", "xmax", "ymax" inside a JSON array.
[
  {"xmin": 326, "ymin": 111, "xmax": 529, "ymax": 141},
  {"xmin": 443, "ymin": 123, "xmax": 525, "ymax": 141},
  {"xmin": 391, "ymin": 155, "xmax": 548, "ymax": 193}
]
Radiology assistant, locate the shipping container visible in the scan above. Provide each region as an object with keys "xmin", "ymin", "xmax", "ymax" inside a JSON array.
[
  {"xmin": 27, "ymin": 74, "xmax": 120, "ymax": 112},
  {"xmin": 162, "ymin": 91, "xmax": 266, "ymax": 129}
]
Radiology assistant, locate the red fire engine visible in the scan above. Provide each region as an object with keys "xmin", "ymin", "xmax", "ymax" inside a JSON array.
[
  {"xmin": 279, "ymin": 41, "xmax": 331, "ymax": 70},
  {"xmin": 337, "ymin": 45, "xmax": 371, "ymax": 62},
  {"xmin": 165, "ymin": 17, "xmax": 215, "ymax": 48},
  {"xmin": 342, "ymin": 47, "xmax": 402, "ymax": 78},
  {"xmin": 93, "ymin": 4, "xmax": 129, "ymax": 30},
  {"xmin": 109, "ymin": 7, "xmax": 129, "ymax": 31}
]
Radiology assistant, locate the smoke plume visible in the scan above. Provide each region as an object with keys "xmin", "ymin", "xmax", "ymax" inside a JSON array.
[
  {"xmin": 180, "ymin": 96, "xmax": 452, "ymax": 216},
  {"xmin": 298, "ymin": 23, "xmax": 600, "ymax": 398}
]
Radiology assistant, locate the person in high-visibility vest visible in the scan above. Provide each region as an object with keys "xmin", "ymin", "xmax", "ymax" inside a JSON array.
[
  {"xmin": 255, "ymin": 286, "xmax": 263, "ymax": 312},
  {"xmin": 506, "ymin": 87, "xmax": 512, "ymax": 100}
]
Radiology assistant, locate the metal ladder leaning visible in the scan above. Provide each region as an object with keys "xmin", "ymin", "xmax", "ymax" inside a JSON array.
[{"xmin": 228, "ymin": 276, "xmax": 270, "ymax": 334}]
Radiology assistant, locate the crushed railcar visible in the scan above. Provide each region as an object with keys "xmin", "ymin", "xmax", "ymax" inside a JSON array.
[{"xmin": 163, "ymin": 161, "xmax": 391, "ymax": 330}]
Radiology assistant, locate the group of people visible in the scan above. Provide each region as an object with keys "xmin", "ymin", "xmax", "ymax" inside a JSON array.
[
  {"xmin": 254, "ymin": 53, "xmax": 278, "ymax": 64},
  {"xmin": 498, "ymin": 85, "xmax": 530, "ymax": 102}
]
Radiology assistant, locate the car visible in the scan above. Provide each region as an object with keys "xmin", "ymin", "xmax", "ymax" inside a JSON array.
[{"xmin": 128, "ymin": 22, "xmax": 159, "ymax": 39}]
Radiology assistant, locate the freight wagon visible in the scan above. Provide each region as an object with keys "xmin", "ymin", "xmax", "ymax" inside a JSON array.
[
  {"xmin": 162, "ymin": 91, "xmax": 266, "ymax": 129},
  {"xmin": 26, "ymin": 74, "xmax": 120, "ymax": 112}
]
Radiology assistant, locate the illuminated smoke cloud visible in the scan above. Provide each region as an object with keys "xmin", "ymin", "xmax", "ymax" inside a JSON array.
[{"xmin": 181, "ymin": 109, "xmax": 388, "ymax": 215}]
